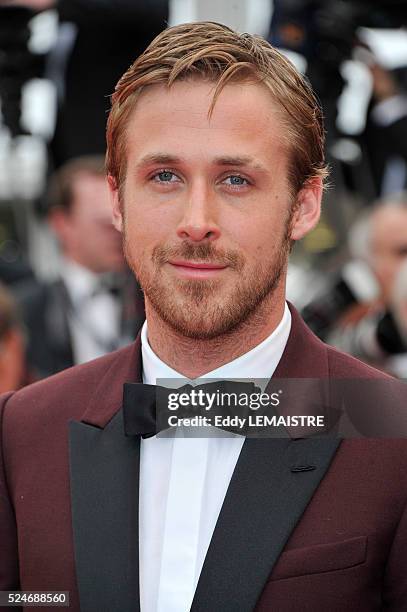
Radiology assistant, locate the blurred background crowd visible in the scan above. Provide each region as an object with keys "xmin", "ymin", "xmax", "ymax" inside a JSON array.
[{"xmin": 1, "ymin": 0, "xmax": 407, "ymax": 390}]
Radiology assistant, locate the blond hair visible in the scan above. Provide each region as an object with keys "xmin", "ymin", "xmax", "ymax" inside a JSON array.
[{"xmin": 106, "ymin": 21, "xmax": 328, "ymax": 196}]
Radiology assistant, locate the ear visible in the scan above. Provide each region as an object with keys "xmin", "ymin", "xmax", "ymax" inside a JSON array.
[
  {"xmin": 47, "ymin": 207, "xmax": 70, "ymax": 241},
  {"xmin": 107, "ymin": 175, "xmax": 123, "ymax": 232},
  {"xmin": 290, "ymin": 177, "xmax": 323, "ymax": 241}
]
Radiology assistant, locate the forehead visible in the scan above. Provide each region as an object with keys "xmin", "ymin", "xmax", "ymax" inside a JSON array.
[
  {"xmin": 70, "ymin": 172, "xmax": 110, "ymax": 214},
  {"xmin": 71, "ymin": 171, "xmax": 105, "ymax": 194},
  {"xmin": 124, "ymin": 80, "xmax": 288, "ymax": 167},
  {"xmin": 372, "ymin": 207, "xmax": 407, "ymax": 248}
]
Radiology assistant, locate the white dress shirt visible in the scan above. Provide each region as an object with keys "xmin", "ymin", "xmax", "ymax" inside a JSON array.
[
  {"xmin": 61, "ymin": 260, "xmax": 121, "ymax": 364},
  {"xmin": 139, "ymin": 303, "xmax": 291, "ymax": 612}
]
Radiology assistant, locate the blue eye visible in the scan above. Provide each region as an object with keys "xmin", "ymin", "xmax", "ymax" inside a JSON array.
[
  {"xmin": 153, "ymin": 170, "xmax": 178, "ymax": 183},
  {"xmin": 224, "ymin": 175, "xmax": 249, "ymax": 186}
]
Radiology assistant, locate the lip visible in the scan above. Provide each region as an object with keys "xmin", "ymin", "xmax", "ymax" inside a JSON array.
[
  {"xmin": 168, "ymin": 260, "xmax": 228, "ymax": 278},
  {"xmin": 169, "ymin": 260, "xmax": 227, "ymax": 269}
]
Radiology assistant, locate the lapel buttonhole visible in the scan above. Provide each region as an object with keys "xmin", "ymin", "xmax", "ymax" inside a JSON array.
[{"xmin": 290, "ymin": 464, "xmax": 316, "ymax": 473}]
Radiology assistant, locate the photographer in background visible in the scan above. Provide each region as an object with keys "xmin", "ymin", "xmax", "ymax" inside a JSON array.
[{"xmin": 327, "ymin": 193, "xmax": 407, "ymax": 374}]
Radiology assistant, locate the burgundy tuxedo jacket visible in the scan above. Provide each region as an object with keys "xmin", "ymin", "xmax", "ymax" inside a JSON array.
[{"xmin": 1, "ymin": 306, "xmax": 407, "ymax": 611}]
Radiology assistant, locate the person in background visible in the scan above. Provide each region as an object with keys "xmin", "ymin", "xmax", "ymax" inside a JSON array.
[
  {"xmin": 327, "ymin": 193, "xmax": 407, "ymax": 373},
  {"xmin": 364, "ymin": 195, "xmax": 407, "ymax": 302},
  {"xmin": 15, "ymin": 156, "xmax": 144, "ymax": 379},
  {"xmin": 0, "ymin": 283, "xmax": 27, "ymax": 392}
]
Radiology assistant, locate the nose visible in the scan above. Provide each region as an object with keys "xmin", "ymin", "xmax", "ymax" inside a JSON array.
[{"xmin": 176, "ymin": 182, "xmax": 221, "ymax": 242}]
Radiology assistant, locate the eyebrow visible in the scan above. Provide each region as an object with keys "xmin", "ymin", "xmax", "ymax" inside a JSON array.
[
  {"xmin": 136, "ymin": 153, "xmax": 266, "ymax": 171},
  {"xmin": 213, "ymin": 155, "xmax": 265, "ymax": 170},
  {"xmin": 137, "ymin": 153, "xmax": 182, "ymax": 167}
]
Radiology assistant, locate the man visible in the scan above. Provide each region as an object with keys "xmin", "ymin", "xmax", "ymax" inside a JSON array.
[
  {"xmin": 1, "ymin": 22, "xmax": 407, "ymax": 612},
  {"xmin": 327, "ymin": 195, "xmax": 407, "ymax": 373},
  {"xmin": 15, "ymin": 156, "xmax": 145, "ymax": 379},
  {"xmin": 365, "ymin": 195, "xmax": 407, "ymax": 303}
]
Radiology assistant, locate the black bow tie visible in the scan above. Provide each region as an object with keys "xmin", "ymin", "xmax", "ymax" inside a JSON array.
[{"xmin": 122, "ymin": 380, "xmax": 261, "ymax": 438}]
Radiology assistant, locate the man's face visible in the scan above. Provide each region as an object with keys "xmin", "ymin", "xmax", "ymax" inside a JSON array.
[
  {"xmin": 110, "ymin": 80, "xmax": 321, "ymax": 338},
  {"xmin": 370, "ymin": 207, "xmax": 407, "ymax": 302},
  {"xmin": 53, "ymin": 172, "xmax": 125, "ymax": 274}
]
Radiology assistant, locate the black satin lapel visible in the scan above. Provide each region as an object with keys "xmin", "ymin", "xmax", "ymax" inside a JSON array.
[
  {"xmin": 191, "ymin": 436, "xmax": 341, "ymax": 612},
  {"xmin": 69, "ymin": 409, "xmax": 140, "ymax": 612}
]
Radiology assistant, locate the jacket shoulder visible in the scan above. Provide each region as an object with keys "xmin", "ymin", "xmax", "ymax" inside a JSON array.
[
  {"xmin": 0, "ymin": 343, "xmax": 137, "ymax": 426},
  {"xmin": 326, "ymin": 342, "xmax": 393, "ymax": 379}
]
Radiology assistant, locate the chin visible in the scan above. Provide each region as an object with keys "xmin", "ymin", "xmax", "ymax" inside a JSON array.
[{"xmin": 154, "ymin": 298, "xmax": 252, "ymax": 340}]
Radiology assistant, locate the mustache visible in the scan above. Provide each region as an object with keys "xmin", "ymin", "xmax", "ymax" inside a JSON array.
[{"xmin": 152, "ymin": 241, "xmax": 244, "ymax": 270}]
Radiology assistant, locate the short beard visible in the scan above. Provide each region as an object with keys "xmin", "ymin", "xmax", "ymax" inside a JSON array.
[{"xmin": 124, "ymin": 219, "xmax": 292, "ymax": 341}]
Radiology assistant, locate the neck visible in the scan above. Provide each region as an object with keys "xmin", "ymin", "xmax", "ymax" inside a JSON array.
[{"xmin": 145, "ymin": 290, "xmax": 286, "ymax": 378}]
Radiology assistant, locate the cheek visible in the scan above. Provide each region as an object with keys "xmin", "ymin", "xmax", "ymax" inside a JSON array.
[
  {"xmin": 240, "ymin": 219, "xmax": 285, "ymax": 257},
  {"xmin": 386, "ymin": 259, "xmax": 400, "ymax": 280},
  {"xmin": 124, "ymin": 202, "xmax": 176, "ymax": 248},
  {"xmin": 122, "ymin": 218, "xmax": 158, "ymax": 264},
  {"xmin": 76, "ymin": 217, "xmax": 99, "ymax": 242}
]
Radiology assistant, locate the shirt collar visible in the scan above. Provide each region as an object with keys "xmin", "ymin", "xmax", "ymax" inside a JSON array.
[
  {"xmin": 141, "ymin": 302, "xmax": 291, "ymax": 384},
  {"xmin": 60, "ymin": 259, "xmax": 100, "ymax": 305}
]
